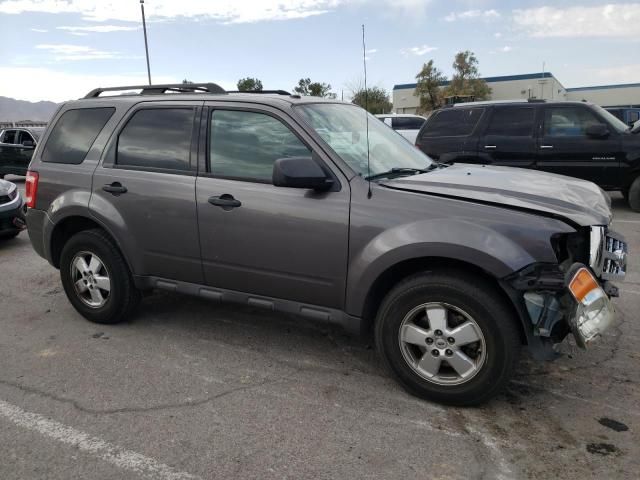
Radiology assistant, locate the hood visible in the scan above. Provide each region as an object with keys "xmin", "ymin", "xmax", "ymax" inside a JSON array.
[{"xmin": 380, "ymin": 164, "xmax": 611, "ymax": 227}]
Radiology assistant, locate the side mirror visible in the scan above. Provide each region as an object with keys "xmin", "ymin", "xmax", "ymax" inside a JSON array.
[
  {"xmin": 22, "ymin": 140, "xmax": 35, "ymax": 147},
  {"xmin": 273, "ymin": 156, "xmax": 333, "ymax": 190},
  {"xmin": 586, "ymin": 124, "xmax": 609, "ymax": 139}
]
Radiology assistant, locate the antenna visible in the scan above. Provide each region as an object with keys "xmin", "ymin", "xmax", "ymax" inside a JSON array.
[{"xmin": 362, "ymin": 24, "xmax": 372, "ymax": 199}]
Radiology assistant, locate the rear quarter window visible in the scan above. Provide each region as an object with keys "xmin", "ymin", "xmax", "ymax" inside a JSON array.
[
  {"xmin": 420, "ymin": 108, "xmax": 484, "ymax": 138},
  {"xmin": 41, "ymin": 107, "xmax": 115, "ymax": 164}
]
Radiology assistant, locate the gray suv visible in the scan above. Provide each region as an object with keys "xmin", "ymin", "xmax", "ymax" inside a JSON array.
[{"xmin": 25, "ymin": 83, "xmax": 628, "ymax": 406}]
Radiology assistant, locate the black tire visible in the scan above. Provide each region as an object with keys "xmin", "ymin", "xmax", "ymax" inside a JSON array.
[
  {"xmin": 60, "ymin": 228, "xmax": 140, "ymax": 324},
  {"xmin": 375, "ymin": 270, "xmax": 521, "ymax": 406},
  {"xmin": 628, "ymin": 176, "xmax": 640, "ymax": 212}
]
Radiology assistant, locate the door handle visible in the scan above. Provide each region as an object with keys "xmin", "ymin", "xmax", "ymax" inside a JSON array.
[
  {"xmin": 208, "ymin": 194, "xmax": 241, "ymax": 209},
  {"xmin": 540, "ymin": 145, "xmax": 554, "ymax": 149},
  {"xmin": 102, "ymin": 182, "xmax": 127, "ymax": 195},
  {"xmin": 484, "ymin": 145, "xmax": 497, "ymax": 149}
]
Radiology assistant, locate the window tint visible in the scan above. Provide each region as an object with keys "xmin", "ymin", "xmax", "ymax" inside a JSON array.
[
  {"xmin": 42, "ymin": 108, "xmax": 114, "ymax": 164},
  {"xmin": 392, "ymin": 116, "xmax": 425, "ymax": 130},
  {"xmin": 18, "ymin": 131, "xmax": 35, "ymax": 144},
  {"xmin": 485, "ymin": 107, "xmax": 535, "ymax": 136},
  {"xmin": 209, "ymin": 110, "xmax": 310, "ymax": 182},
  {"xmin": 117, "ymin": 108, "xmax": 193, "ymax": 171},
  {"xmin": 422, "ymin": 108, "xmax": 484, "ymax": 137},
  {"xmin": 544, "ymin": 107, "xmax": 601, "ymax": 137},
  {"xmin": 629, "ymin": 111, "xmax": 640, "ymax": 123},
  {"xmin": 2, "ymin": 130, "xmax": 17, "ymax": 144}
]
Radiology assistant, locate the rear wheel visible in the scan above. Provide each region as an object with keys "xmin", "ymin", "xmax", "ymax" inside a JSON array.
[
  {"xmin": 628, "ymin": 176, "xmax": 640, "ymax": 212},
  {"xmin": 375, "ymin": 271, "xmax": 521, "ymax": 406},
  {"xmin": 60, "ymin": 229, "xmax": 140, "ymax": 324}
]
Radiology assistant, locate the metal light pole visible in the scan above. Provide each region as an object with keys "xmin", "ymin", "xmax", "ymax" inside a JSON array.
[{"xmin": 140, "ymin": 0, "xmax": 152, "ymax": 85}]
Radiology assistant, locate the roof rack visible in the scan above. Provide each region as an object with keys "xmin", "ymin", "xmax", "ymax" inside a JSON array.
[
  {"xmin": 226, "ymin": 90, "xmax": 292, "ymax": 95},
  {"xmin": 84, "ymin": 82, "xmax": 226, "ymax": 98}
]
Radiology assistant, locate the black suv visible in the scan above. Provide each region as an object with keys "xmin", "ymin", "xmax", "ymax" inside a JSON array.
[
  {"xmin": 0, "ymin": 127, "xmax": 45, "ymax": 178},
  {"xmin": 415, "ymin": 100, "xmax": 640, "ymax": 210}
]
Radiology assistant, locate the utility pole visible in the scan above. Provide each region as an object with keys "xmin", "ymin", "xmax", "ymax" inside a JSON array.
[{"xmin": 140, "ymin": 0, "xmax": 152, "ymax": 85}]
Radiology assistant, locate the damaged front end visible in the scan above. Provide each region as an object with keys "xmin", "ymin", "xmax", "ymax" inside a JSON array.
[{"xmin": 504, "ymin": 226, "xmax": 627, "ymax": 359}]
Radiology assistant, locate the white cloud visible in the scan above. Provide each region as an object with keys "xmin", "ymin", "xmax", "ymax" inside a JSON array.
[
  {"xmin": 57, "ymin": 25, "xmax": 138, "ymax": 33},
  {"xmin": 30, "ymin": 27, "xmax": 47, "ymax": 32},
  {"xmin": 35, "ymin": 44, "xmax": 135, "ymax": 61},
  {"xmin": 400, "ymin": 44, "xmax": 438, "ymax": 56},
  {"xmin": 582, "ymin": 64, "xmax": 640, "ymax": 84},
  {"xmin": 513, "ymin": 4, "xmax": 640, "ymax": 38},
  {"xmin": 0, "ymin": 0, "xmax": 343, "ymax": 23},
  {"xmin": 500, "ymin": 45, "xmax": 512, "ymax": 52},
  {"xmin": 444, "ymin": 9, "xmax": 500, "ymax": 22},
  {"xmin": 0, "ymin": 66, "xmax": 237, "ymax": 102},
  {"xmin": 494, "ymin": 32, "xmax": 502, "ymax": 38}
]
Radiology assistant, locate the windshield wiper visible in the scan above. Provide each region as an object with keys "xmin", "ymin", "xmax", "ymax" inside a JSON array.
[{"xmin": 365, "ymin": 165, "xmax": 438, "ymax": 181}]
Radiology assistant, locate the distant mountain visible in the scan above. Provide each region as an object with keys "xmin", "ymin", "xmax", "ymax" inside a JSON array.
[{"xmin": 0, "ymin": 96, "xmax": 59, "ymax": 122}]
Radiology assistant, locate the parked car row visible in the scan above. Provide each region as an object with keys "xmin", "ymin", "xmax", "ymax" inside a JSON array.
[
  {"xmin": 411, "ymin": 100, "xmax": 640, "ymax": 210},
  {"xmin": 0, "ymin": 178, "xmax": 26, "ymax": 239},
  {"xmin": 23, "ymin": 83, "xmax": 627, "ymax": 406}
]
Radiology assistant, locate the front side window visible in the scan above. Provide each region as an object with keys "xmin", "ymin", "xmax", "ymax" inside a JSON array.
[
  {"xmin": 485, "ymin": 107, "xmax": 535, "ymax": 136},
  {"xmin": 1, "ymin": 130, "xmax": 18, "ymax": 144},
  {"xmin": 42, "ymin": 108, "xmax": 115, "ymax": 164},
  {"xmin": 422, "ymin": 108, "xmax": 483, "ymax": 137},
  {"xmin": 117, "ymin": 108, "xmax": 193, "ymax": 171},
  {"xmin": 544, "ymin": 107, "xmax": 602, "ymax": 137},
  {"xmin": 296, "ymin": 103, "xmax": 433, "ymax": 178},
  {"xmin": 209, "ymin": 110, "xmax": 310, "ymax": 182}
]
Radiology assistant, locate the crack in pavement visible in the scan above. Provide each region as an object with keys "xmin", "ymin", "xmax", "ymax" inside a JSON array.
[{"xmin": 0, "ymin": 377, "xmax": 275, "ymax": 415}]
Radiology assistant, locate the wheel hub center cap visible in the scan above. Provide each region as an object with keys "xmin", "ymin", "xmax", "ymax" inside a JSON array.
[{"xmin": 435, "ymin": 338, "xmax": 447, "ymax": 349}]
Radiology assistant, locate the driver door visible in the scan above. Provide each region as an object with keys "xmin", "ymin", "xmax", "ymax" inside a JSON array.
[{"xmin": 196, "ymin": 104, "xmax": 350, "ymax": 309}]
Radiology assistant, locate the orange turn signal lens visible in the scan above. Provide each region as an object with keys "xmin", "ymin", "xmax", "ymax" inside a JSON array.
[{"xmin": 568, "ymin": 268, "xmax": 599, "ymax": 303}]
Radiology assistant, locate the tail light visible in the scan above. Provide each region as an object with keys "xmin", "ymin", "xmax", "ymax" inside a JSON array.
[{"xmin": 25, "ymin": 171, "xmax": 39, "ymax": 209}]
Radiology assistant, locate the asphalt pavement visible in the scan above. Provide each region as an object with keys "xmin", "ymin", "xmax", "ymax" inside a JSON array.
[{"xmin": 0, "ymin": 176, "xmax": 638, "ymax": 479}]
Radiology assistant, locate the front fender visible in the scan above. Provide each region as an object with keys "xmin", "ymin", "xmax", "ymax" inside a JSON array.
[{"xmin": 345, "ymin": 216, "xmax": 573, "ymax": 316}]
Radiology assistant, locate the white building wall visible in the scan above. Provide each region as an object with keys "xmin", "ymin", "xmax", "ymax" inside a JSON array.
[{"xmin": 392, "ymin": 73, "xmax": 639, "ymax": 113}]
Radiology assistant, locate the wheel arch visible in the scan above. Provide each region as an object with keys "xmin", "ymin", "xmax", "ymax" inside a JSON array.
[
  {"xmin": 357, "ymin": 256, "xmax": 529, "ymax": 345},
  {"xmin": 48, "ymin": 214, "xmax": 133, "ymax": 274}
]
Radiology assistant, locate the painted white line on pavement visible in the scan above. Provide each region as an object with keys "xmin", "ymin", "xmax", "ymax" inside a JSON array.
[{"xmin": 0, "ymin": 399, "xmax": 201, "ymax": 480}]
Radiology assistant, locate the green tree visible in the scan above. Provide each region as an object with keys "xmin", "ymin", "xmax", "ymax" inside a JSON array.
[
  {"xmin": 351, "ymin": 86, "xmax": 393, "ymax": 114},
  {"xmin": 182, "ymin": 79, "xmax": 193, "ymax": 84},
  {"xmin": 294, "ymin": 78, "xmax": 336, "ymax": 98},
  {"xmin": 414, "ymin": 60, "xmax": 446, "ymax": 113},
  {"xmin": 237, "ymin": 77, "xmax": 263, "ymax": 92},
  {"xmin": 443, "ymin": 51, "xmax": 491, "ymax": 101}
]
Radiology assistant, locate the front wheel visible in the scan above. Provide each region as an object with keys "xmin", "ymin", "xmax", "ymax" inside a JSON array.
[
  {"xmin": 375, "ymin": 271, "xmax": 521, "ymax": 406},
  {"xmin": 60, "ymin": 229, "xmax": 140, "ymax": 324},
  {"xmin": 627, "ymin": 176, "xmax": 640, "ymax": 212}
]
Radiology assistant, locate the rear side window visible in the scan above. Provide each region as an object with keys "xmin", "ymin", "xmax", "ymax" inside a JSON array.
[
  {"xmin": 392, "ymin": 116, "xmax": 425, "ymax": 130},
  {"xmin": 42, "ymin": 108, "xmax": 114, "ymax": 164},
  {"xmin": 485, "ymin": 107, "xmax": 535, "ymax": 136},
  {"xmin": 421, "ymin": 108, "xmax": 484, "ymax": 137},
  {"xmin": 117, "ymin": 108, "xmax": 194, "ymax": 171},
  {"xmin": 18, "ymin": 131, "xmax": 35, "ymax": 144}
]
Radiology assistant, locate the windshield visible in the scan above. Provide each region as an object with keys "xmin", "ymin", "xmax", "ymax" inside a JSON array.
[
  {"xmin": 296, "ymin": 103, "xmax": 433, "ymax": 178},
  {"xmin": 593, "ymin": 105, "xmax": 630, "ymax": 133}
]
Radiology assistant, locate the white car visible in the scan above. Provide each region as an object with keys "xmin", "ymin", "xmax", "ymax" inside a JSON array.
[{"xmin": 376, "ymin": 114, "xmax": 427, "ymax": 144}]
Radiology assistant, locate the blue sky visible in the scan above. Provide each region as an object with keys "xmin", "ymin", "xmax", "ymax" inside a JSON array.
[{"xmin": 0, "ymin": 0, "xmax": 639, "ymax": 102}]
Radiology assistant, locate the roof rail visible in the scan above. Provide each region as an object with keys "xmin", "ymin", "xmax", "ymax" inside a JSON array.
[
  {"xmin": 84, "ymin": 82, "xmax": 226, "ymax": 98},
  {"xmin": 527, "ymin": 98, "xmax": 546, "ymax": 103},
  {"xmin": 226, "ymin": 90, "xmax": 291, "ymax": 95}
]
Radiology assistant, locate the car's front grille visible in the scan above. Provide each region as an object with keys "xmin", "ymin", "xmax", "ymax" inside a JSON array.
[{"xmin": 600, "ymin": 231, "xmax": 627, "ymax": 280}]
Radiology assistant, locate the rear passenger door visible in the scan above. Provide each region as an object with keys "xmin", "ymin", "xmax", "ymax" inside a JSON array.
[
  {"xmin": 0, "ymin": 129, "xmax": 19, "ymax": 173},
  {"xmin": 415, "ymin": 108, "xmax": 484, "ymax": 163},
  {"xmin": 536, "ymin": 105, "xmax": 622, "ymax": 186},
  {"xmin": 90, "ymin": 102, "xmax": 204, "ymax": 284},
  {"xmin": 477, "ymin": 106, "xmax": 537, "ymax": 168}
]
